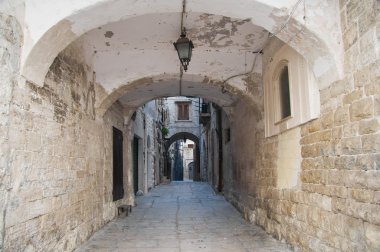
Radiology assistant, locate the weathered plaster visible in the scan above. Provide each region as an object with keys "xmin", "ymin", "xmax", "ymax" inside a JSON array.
[
  {"xmin": 16, "ymin": 0, "xmax": 343, "ymax": 89},
  {"xmin": 0, "ymin": 12, "xmax": 22, "ymax": 251},
  {"xmin": 22, "ymin": 19, "xmax": 77, "ymax": 87},
  {"xmin": 276, "ymin": 127, "xmax": 301, "ymax": 189}
]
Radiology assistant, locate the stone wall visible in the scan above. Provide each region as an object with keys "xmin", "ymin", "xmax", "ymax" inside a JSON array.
[
  {"xmin": 224, "ymin": 96, "xmax": 264, "ymax": 218},
  {"xmin": 205, "ymin": 104, "xmax": 233, "ymax": 192},
  {"xmin": 205, "ymin": 104, "xmax": 218, "ymax": 190},
  {"xmin": 131, "ymin": 107, "xmax": 146, "ymax": 193},
  {"xmin": 145, "ymin": 110, "xmax": 155, "ymax": 191},
  {"xmin": 221, "ymin": 109, "xmax": 232, "ymax": 194},
  {"xmin": 0, "ymin": 13, "xmax": 22, "ymax": 251},
  {"xmin": 3, "ymin": 41, "xmax": 131, "ymax": 251},
  {"xmin": 224, "ymin": 0, "xmax": 380, "ymax": 251},
  {"xmin": 130, "ymin": 103, "xmax": 159, "ymax": 194}
]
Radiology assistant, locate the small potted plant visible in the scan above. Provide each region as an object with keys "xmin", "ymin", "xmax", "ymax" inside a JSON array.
[{"xmin": 161, "ymin": 127, "xmax": 169, "ymax": 137}]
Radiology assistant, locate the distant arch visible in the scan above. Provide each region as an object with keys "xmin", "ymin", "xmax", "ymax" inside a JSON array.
[
  {"xmin": 96, "ymin": 73, "xmax": 255, "ymax": 118},
  {"xmin": 165, "ymin": 132, "xmax": 200, "ymax": 181},
  {"xmin": 165, "ymin": 132, "xmax": 199, "ymax": 151}
]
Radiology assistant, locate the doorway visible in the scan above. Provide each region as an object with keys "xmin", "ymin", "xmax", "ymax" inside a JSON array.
[
  {"xmin": 133, "ymin": 136, "xmax": 139, "ymax": 194},
  {"xmin": 113, "ymin": 127, "xmax": 124, "ymax": 201}
]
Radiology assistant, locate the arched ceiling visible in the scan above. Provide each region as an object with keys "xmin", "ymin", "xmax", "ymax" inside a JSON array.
[
  {"xmin": 16, "ymin": 0, "xmax": 343, "ymax": 91},
  {"xmin": 81, "ymin": 12, "xmax": 268, "ymax": 93},
  {"xmin": 96, "ymin": 73, "xmax": 247, "ymax": 116}
]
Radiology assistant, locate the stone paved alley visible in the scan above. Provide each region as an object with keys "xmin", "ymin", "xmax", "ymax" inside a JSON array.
[{"xmin": 76, "ymin": 182, "xmax": 291, "ymax": 252}]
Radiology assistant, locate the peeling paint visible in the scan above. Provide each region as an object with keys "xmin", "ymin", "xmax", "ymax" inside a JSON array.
[
  {"xmin": 243, "ymin": 73, "xmax": 262, "ymax": 95},
  {"xmin": 27, "ymin": 81, "xmax": 68, "ymax": 123},
  {"xmin": 104, "ymin": 31, "xmax": 114, "ymax": 38},
  {"xmin": 189, "ymin": 14, "xmax": 251, "ymax": 48}
]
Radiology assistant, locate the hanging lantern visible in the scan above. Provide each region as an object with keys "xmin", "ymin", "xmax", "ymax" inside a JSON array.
[{"xmin": 173, "ymin": 30, "xmax": 194, "ymax": 71}]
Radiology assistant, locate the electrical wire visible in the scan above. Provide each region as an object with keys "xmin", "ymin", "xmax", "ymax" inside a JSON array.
[
  {"xmin": 180, "ymin": 0, "xmax": 186, "ymax": 34},
  {"xmin": 220, "ymin": 0, "xmax": 306, "ymax": 93},
  {"xmin": 178, "ymin": 0, "xmax": 186, "ymax": 96},
  {"xmin": 269, "ymin": 0, "xmax": 304, "ymax": 38},
  {"xmin": 221, "ymin": 49, "xmax": 262, "ymax": 93},
  {"xmin": 179, "ymin": 65, "xmax": 183, "ymax": 96}
]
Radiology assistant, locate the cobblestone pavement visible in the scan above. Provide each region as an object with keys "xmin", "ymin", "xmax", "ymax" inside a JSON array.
[{"xmin": 76, "ymin": 182, "xmax": 291, "ymax": 252}]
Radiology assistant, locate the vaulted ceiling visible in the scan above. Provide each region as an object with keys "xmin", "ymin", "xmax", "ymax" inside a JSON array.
[
  {"xmin": 78, "ymin": 12, "xmax": 267, "ymax": 107},
  {"xmin": 1, "ymin": 0, "xmax": 343, "ymax": 111}
]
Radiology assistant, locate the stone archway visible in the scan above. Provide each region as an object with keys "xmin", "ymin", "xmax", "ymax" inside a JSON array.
[
  {"xmin": 19, "ymin": 0, "xmax": 343, "ymax": 90},
  {"xmin": 165, "ymin": 132, "xmax": 200, "ymax": 181},
  {"xmin": 96, "ymin": 74, "xmax": 248, "ymax": 118}
]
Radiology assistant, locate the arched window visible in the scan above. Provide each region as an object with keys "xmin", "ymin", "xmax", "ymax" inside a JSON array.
[
  {"xmin": 264, "ymin": 44, "xmax": 320, "ymax": 137},
  {"xmin": 277, "ymin": 64, "xmax": 291, "ymax": 120}
]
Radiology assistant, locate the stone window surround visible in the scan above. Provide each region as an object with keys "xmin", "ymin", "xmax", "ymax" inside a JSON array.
[{"xmin": 264, "ymin": 44, "xmax": 320, "ymax": 137}]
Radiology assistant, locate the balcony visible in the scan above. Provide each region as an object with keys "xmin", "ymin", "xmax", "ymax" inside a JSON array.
[{"xmin": 199, "ymin": 102, "xmax": 211, "ymax": 125}]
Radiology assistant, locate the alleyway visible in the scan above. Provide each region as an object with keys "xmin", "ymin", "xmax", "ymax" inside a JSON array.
[{"xmin": 76, "ymin": 182, "xmax": 291, "ymax": 252}]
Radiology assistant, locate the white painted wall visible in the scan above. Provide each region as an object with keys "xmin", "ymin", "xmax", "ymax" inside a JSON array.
[
  {"xmin": 264, "ymin": 42, "xmax": 320, "ymax": 137},
  {"xmin": 166, "ymin": 97, "xmax": 201, "ymax": 139},
  {"xmin": 0, "ymin": 0, "xmax": 343, "ymax": 92},
  {"xmin": 131, "ymin": 100, "xmax": 161, "ymax": 194},
  {"xmin": 276, "ymin": 127, "xmax": 301, "ymax": 189}
]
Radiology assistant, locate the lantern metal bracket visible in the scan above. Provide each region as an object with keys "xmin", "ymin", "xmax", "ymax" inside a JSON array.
[{"xmin": 173, "ymin": 0, "xmax": 193, "ymax": 73}]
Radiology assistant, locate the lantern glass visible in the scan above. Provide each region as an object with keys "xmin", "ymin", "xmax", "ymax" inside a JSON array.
[
  {"xmin": 173, "ymin": 33, "xmax": 194, "ymax": 71},
  {"xmin": 176, "ymin": 42, "xmax": 190, "ymax": 59}
]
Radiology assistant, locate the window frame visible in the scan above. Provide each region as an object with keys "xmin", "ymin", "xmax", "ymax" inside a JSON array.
[
  {"xmin": 273, "ymin": 60, "xmax": 293, "ymax": 124},
  {"xmin": 176, "ymin": 102, "xmax": 191, "ymax": 121},
  {"xmin": 263, "ymin": 43, "xmax": 320, "ymax": 137}
]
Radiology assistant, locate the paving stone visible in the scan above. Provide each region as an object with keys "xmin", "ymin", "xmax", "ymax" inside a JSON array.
[{"xmin": 75, "ymin": 182, "xmax": 291, "ymax": 252}]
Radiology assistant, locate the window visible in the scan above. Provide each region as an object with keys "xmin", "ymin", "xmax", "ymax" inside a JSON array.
[
  {"xmin": 264, "ymin": 44, "xmax": 320, "ymax": 137},
  {"xmin": 177, "ymin": 102, "xmax": 190, "ymax": 120},
  {"xmin": 277, "ymin": 64, "xmax": 291, "ymax": 120}
]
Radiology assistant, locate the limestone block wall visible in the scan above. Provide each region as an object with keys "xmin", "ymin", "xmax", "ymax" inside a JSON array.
[
  {"xmin": 130, "ymin": 104, "xmax": 158, "ymax": 193},
  {"xmin": 145, "ymin": 112, "xmax": 155, "ymax": 191},
  {"xmin": 221, "ymin": 109, "xmax": 232, "ymax": 195},
  {"xmin": 199, "ymin": 131, "xmax": 208, "ymax": 182},
  {"xmin": 205, "ymin": 104, "xmax": 232, "ymax": 192},
  {"xmin": 224, "ymin": 0, "xmax": 380, "ymax": 251},
  {"xmin": 224, "ymin": 97, "xmax": 264, "ymax": 218},
  {"xmin": 131, "ymin": 108, "xmax": 146, "ymax": 193},
  {"xmin": 206, "ymin": 104, "xmax": 218, "ymax": 190},
  {"xmin": 0, "ymin": 13, "xmax": 22, "ymax": 251},
  {"xmin": 2, "ymin": 42, "xmax": 131, "ymax": 251}
]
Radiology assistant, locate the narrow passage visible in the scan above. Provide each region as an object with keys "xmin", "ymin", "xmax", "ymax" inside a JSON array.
[{"xmin": 76, "ymin": 182, "xmax": 291, "ymax": 252}]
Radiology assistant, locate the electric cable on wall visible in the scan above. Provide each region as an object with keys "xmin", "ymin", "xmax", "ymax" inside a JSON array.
[{"xmin": 220, "ymin": 0, "xmax": 307, "ymax": 93}]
